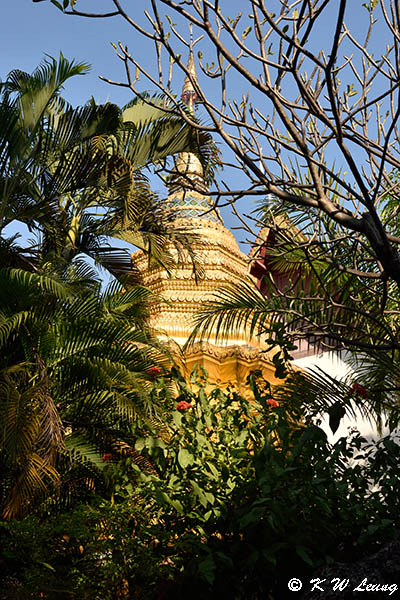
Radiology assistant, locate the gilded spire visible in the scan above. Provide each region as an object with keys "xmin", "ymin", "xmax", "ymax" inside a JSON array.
[
  {"xmin": 173, "ymin": 48, "xmax": 205, "ymax": 190},
  {"xmin": 166, "ymin": 45, "xmax": 221, "ymax": 224},
  {"xmin": 181, "ymin": 50, "xmax": 200, "ymax": 110}
]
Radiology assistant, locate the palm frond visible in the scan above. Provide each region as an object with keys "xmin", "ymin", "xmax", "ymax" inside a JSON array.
[{"xmin": 188, "ymin": 279, "xmax": 272, "ymax": 345}]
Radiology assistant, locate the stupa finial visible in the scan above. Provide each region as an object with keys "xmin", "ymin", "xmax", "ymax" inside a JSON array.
[
  {"xmin": 181, "ymin": 25, "xmax": 200, "ymax": 110},
  {"xmin": 173, "ymin": 29, "xmax": 205, "ymax": 189},
  {"xmin": 166, "ymin": 26, "xmax": 221, "ymax": 223}
]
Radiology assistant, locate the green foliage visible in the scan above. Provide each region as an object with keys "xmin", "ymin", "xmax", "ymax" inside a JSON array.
[
  {"xmin": 0, "ymin": 54, "xmax": 222, "ymax": 519},
  {"xmin": 0, "ymin": 264, "xmax": 170, "ymax": 519},
  {"xmin": 4, "ymin": 369, "xmax": 400, "ymax": 599},
  {"xmin": 0, "ymin": 500, "xmax": 162, "ymax": 600},
  {"xmin": 130, "ymin": 370, "xmax": 400, "ymax": 598},
  {"xmin": 0, "ymin": 56, "xmax": 219, "ymax": 278}
]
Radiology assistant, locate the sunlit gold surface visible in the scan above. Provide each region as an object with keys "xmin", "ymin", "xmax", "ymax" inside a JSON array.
[
  {"xmin": 130, "ymin": 51, "xmax": 278, "ymax": 393},
  {"xmin": 175, "ymin": 152, "xmax": 204, "ymax": 179},
  {"xmin": 131, "ymin": 211, "xmax": 278, "ymax": 391}
]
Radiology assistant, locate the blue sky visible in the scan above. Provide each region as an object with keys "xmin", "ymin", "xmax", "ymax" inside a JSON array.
[
  {"xmin": 2, "ymin": 1, "xmax": 258, "ymax": 252},
  {"xmin": 1, "ymin": 1, "xmax": 139, "ymax": 108},
  {"xmin": 1, "ymin": 2, "xmax": 148, "ymax": 266},
  {"xmin": 1, "ymin": 1, "xmax": 385, "ymax": 256}
]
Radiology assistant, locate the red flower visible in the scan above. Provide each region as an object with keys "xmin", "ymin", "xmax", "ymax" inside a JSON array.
[
  {"xmin": 175, "ymin": 400, "xmax": 192, "ymax": 412},
  {"xmin": 102, "ymin": 453, "xmax": 113, "ymax": 463},
  {"xmin": 148, "ymin": 366, "xmax": 161, "ymax": 377},
  {"xmin": 350, "ymin": 383, "xmax": 369, "ymax": 399},
  {"xmin": 266, "ymin": 399, "xmax": 279, "ymax": 408}
]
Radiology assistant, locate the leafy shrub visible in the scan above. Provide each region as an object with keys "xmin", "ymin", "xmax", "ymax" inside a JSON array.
[{"xmin": 2, "ymin": 368, "xmax": 400, "ymax": 599}]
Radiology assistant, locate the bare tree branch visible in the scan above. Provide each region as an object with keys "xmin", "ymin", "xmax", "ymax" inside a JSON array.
[{"xmin": 39, "ymin": 0, "xmax": 400, "ymax": 352}]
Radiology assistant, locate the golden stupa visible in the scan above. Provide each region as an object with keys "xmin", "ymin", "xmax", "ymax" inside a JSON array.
[{"xmin": 131, "ymin": 53, "xmax": 279, "ymax": 394}]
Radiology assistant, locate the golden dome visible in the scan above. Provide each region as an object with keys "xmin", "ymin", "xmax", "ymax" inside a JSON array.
[{"xmin": 175, "ymin": 152, "xmax": 204, "ymax": 179}]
